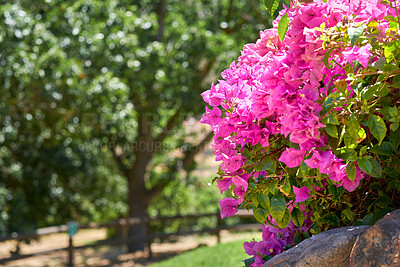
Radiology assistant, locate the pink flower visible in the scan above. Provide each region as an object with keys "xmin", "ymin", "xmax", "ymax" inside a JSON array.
[
  {"xmin": 232, "ymin": 175, "xmax": 248, "ymax": 203},
  {"xmin": 222, "ymin": 154, "xmax": 243, "ymax": 173},
  {"xmin": 216, "ymin": 178, "xmax": 232, "ymax": 194},
  {"xmin": 293, "ymin": 186, "xmax": 311, "ymax": 202},
  {"xmin": 252, "ymin": 255, "xmax": 265, "ymax": 267},
  {"xmin": 200, "ymin": 106, "xmax": 221, "ymax": 126},
  {"xmin": 243, "ymin": 239, "xmax": 258, "ymax": 256},
  {"xmin": 329, "ymin": 163, "xmax": 365, "ymax": 192},
  {"xmin": 297, "ymin": 6, "xmax": 325, "ymax": 28},
  {"xmin": 201, "ymin": 83, "xmax": 226, "ymax": 106},
  {"xmin": 253, "ymin": 238, "xmax": 285, "ymax": 256},
  {"xmin": 220, "ymin": 197, "xmax": 238, "ymax": 219},
  {"xmin": 304, "ymin": 149, "xmax": 335, "ymax": 173},
  {"xmin": 342, "ymin": 44, "xmax": 372, "ymax": 68},
  {"xmin": 340, "ymin": 165, "xmax": 365, "ymax": 192},
  {"xmin": 278, "ymin": 148, "xmax": 306, "ymax": 168}
]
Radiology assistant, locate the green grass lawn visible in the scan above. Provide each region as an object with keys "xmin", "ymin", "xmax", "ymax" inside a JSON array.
[{"xmin": 152, "ymin": 239, "xmax": 250, "ymax": 267}]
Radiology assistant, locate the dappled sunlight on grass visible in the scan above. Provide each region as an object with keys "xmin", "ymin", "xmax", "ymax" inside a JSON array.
[{"xmin": 152, "ymin": 235, "xmax": 261, "ymax": 267}]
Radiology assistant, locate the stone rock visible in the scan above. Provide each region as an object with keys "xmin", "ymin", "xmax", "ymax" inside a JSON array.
[
  {"xmin": 349, "ymin": 209, "xmax": 400, "ymax": 267},
  {"xmin": 263, "ymin": 225, "xmax": 370, "ymax": 267}
]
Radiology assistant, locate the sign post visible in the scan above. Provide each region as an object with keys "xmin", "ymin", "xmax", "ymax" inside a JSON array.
[{"xmin": 67, "ymin": 221, "xmax": 78, "ymax": 267}]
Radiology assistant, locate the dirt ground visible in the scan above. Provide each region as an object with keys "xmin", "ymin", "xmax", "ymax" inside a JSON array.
[{"xmin": 0, "ymin": 229, "xmax": 261, "ymax": 267}]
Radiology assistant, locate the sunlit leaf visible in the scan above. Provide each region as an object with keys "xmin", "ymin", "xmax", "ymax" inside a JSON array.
[
  {"xmin": 264, "ymin": 0, "xmax": 280, "ymax": 18},
  {"xmin": 278, "ymin": 14, "xmax": 290, "ymax": 43},
  {"xmin": 368, "ymin": 115, "xmax": 387, "ymax": 144},
  {"xmin": 348, "ymin": 26, "xmax": 365, "ymax": 45},
  {"xmin": 346, "ymin": 162, "xmax": 357, "ymax": 181},
  {"xmin": 270, "ymin": 195, "xmax": 287, "ymax": 221}
]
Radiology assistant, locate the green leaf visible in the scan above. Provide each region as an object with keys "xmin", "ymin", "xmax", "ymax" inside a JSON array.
[
  {"xmin": 348, "ymin": 26, "xmax": 365, "ymax": 45},
  {"xmin": 264, "ymin": 0, "xmax": 280, "ymax": 18},
  {"xmin": 343, "ymin": 115, "xmax": 366, "ymax": 149},
  {"xmin": 310, "ymin": 224, "xmax": 321, "ymax": 235},
  {"xmin": 368, "ymin": 158, "xmax": 382, "ymax": 178},
  {"xmin": 276, "ymin": 208, "xmax": 291, "ymax": 228},
  {"xmin": 361, "ymin": 214, "xmax": 373, "ymax": 225},
  {"xmin": 253, "ymin": 208, "xmax": 267, "ymax": 224},
  {"xmin": 386, "ymin": 158, "xmax": 400, "ymax": 178},
  {"xmin": 389, "ymin": 128, "xmax": 400, "ymax": 151},
  {"xmin": 344, "ymin": 133, "xmax": 358, "ymax": 149},
  {"xmin": 345, "ymin": 64, "xmax": 354, "ymax": 75},
  {"xmin": 384, "ymin": 15, "xmax": 397, "ymax": 22},
  {"xmin": 393, "ymin": 74, "xmax": 400, "ymax": 88},
  {"xmin": 241, "ymin": 148, "xmax": 252, "ymax": 160},
  {"xmin": 255, "ymin": 157, "xmax": 274, "ymax": 171},
  {"xmin": 371, "ymin": 56, "xmax": 386, "ymax": 70},
  {"xmin": 327, "ymin": 133, "xmax": 340, "ymax": 151},
  {"xmin": 278, "ymin": 14, "xmax": 290, "ymax": 44},
  {"xmin": 324, "ymin": 47, "xmax": 335, "ymax": 69},
  {"xmin": 357, "ymin": 127, "xmax": 367, "ymax": 140},
  {"xmin": 244, "ymin": 258, "xmax": 255, "ymax": 267},
  {"xmin": 361, "ymin": 83, "xmax": 381, "ymax": 101},
  {"xmin": 322, "ymin": 96, "xmax": 334, "ymax": 114},
  {"xmin": 392, "ymin": 122, "xmax": 399, "ymax": 132},
  {"xmin": 268, "ymin": 179, "xmax": 279, "ymax": 194},
  {"xmin": 387, "ymin": 179, "xmax": 400, "ymax": 191},
  {"xmin": 322, "ymin": 213, "xmax": 340, "ymax": 227},
  {"xmin": 369, "ymin": 182, "xmax": 382, "ymax": 191},
  {"xmin": 328, "ymin": 185, "xmax": 345, "ymax": 201},
  {"xmin": 346, "ymin": 162, "xmax": 357, "ymax": 181},
  {"xmin": 374, "ymin": 195, "xmax": 391, "ymax": 208},
  {"xmin": 383, "ymin": 63, "xmax": 397, "ymax": 72},
  {"xmin": 371, "ymin": 207, "xmax": 393, "ymax": 225},
  {"xmin": 347, "ymin": 151, "xmax": 360, "ymax": 162},
  {"xmin": 258, "ymin": 193, "xmax": 270, "ymax": 209},
  {"xmin": 370, "ymin": 142, "xmax": 396, "ymax": 156},
  {"xmin": 378, "ymin": 84, "xmax": 391, "ymax": 97},
  {"xmin": 368, "ymin": 115, "xmax": 387, "ymax": 144},
  {"xmin": 252, "ymin": 194, "xmax": 259, "ymax": 208},
  {"xmin": 270, "ymin": 195, "xmax": 287, "ymax": 221},
  {"xmin": 359, "ymin": 145, "xmax": 368, "ymax": 156},
  {"xmin": 384, "ymin": 41, "xmax": 400, "ymax": 63},
  {"xmin": 297, "ymin": 162, "xmax": 310, "ymax": 178},
  {"xmin": 269, "ymin": 160, "xmax": 277, "ymax": 173},
  {"xmin": 282, "ymin": 179, "xmax": 291, "ymax": 195},
  {"xmin": 341, "ymin": 208, "xmax": 355, "ymax": 221},
  {"xmin": 389, "ymin": 107, "xmax": 399, "ymax": 118},
  {"xmin": 291, "ymin": 207, "xmax": 304, "ymax": 228},
  {"xmin": 377, "ymin": 73, "xmax": 387, "ymax": 83},
  {"xmin": 324, "ymin": 113, "xmax": 340, "ymax": 125},
  {"xmin": 325, "ymin": 124, "xmax": 338, "ymax": 138},
  {"xmin": 348, "ymin": 116, "xmax": 366, "ymax": 142},
  {"xmin": 357, "ymin": 158, "xmax": 373, "ymax": 175}
]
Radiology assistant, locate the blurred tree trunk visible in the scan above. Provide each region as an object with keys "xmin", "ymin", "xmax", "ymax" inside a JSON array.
[
  {"xmin": 125, "ymin": 111, "xmax": 155, "ymax": 252},
  {"xmin": 123, "ymin": 129, "xmax": 214, "ymax": 252},
  {"xmin": 127, "ymin": 176, "xmax": 151, "ymax": 252}
]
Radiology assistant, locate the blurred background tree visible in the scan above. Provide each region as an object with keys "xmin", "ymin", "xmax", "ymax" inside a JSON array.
[{"xmin": 0, "ymin": 0, "xmax": 271, "ymax": 252}]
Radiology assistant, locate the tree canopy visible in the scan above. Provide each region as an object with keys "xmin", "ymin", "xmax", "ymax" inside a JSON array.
[{"xmin": 0, "ymin": 0, "xmax": 271, "ymax": 244}]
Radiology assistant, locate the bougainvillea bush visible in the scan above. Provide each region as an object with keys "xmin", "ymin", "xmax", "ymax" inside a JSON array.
[{"xmin": 201, "ymin": 0, "xmax": 400, "ymax": 265}]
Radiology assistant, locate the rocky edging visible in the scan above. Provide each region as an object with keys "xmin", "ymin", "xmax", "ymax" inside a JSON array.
[{"xmin": 264, "ymin": 209, "xmax": 400, "ymax": 267}]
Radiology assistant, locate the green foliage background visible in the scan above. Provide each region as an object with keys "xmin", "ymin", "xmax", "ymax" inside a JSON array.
[{"xmin": 0, "ymin": 0, "xmax": 271, "ymax": 236}]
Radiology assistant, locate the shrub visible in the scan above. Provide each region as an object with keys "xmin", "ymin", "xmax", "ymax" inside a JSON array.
[{"xmin": 201, "ymin": 0, "xmax": 400, "ymax": 265}]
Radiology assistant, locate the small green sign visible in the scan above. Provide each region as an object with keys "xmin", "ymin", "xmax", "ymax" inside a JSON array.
[{"xmin": 67, "ymin": 221, "xmax": 78, "ymax": 237}]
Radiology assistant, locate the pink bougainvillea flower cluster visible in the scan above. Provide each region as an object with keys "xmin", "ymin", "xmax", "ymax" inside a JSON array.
[
  {"xmin": 243, "ymin": 238, "xmax": 285, "ymax": 267},
  {"xmin": 201, "ymin": 0, "xmax": 398, "ymax": 264},
  {"xmin": 243, "ymin": 207, "xmax": 313, "ymax": 266}
]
